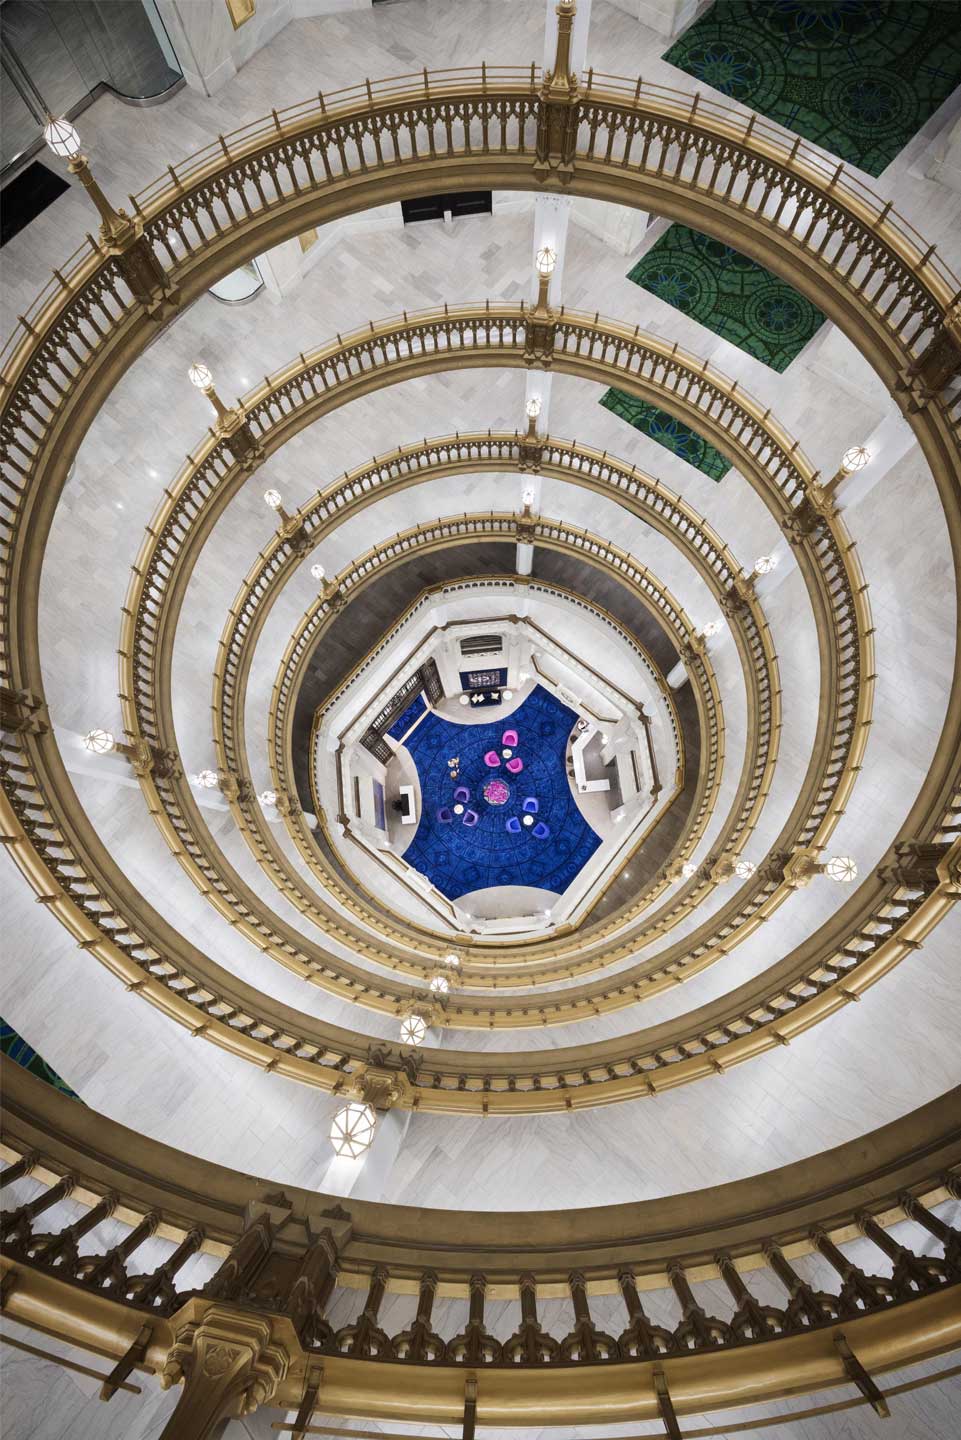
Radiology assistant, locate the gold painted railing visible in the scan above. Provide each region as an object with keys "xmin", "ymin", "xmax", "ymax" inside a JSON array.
[
  {"xmin": 2, "ymin": 1061, "xmax": 960, "ymax": 1428},
  {"xmin": 1, "ymin": 65, "xmax": 959, "ymax": 1104},
  {"xmin": 215, "ymin": 436, "xmax": 758, "ymax": 984},
  {"xmin": 126, "ymin": 507, "xmax": 724, "ymax": 1007},
  {"xmin": 117, "ymin": 305, "xmax": 843, "ymax": 998},
  {"xmin": 2, "ymin": 656, "xmax": 957, "ymax": 1109},
  {"xmin": 117, "ymin": 307, "xmax": 799, "ymax": 980}
]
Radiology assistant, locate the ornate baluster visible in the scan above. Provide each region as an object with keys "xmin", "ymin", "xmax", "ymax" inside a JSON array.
[
  {"xmin": 764, "ymin": 1241, "xmax": 847, "ymax": 1326},
  {"xmin": 1, "ymin": 1172, "xmax": 75, "ymax": 1249},
  {"xmin": 559, "ymin": 1270, "xmax": 619, "ymax": 1360},
  {"xmin": 899, "ymin": 1189, "xmax": 961, "ymax": 1271},
  {"xmin": 0, "ymin": 1152, "xmax": 37, "ymax": 1188},
  {"xmin": 284, "ymin": 1229, "xmax": 339, "ymax": 1349},
  {"xmin": 503, "ymin": 1272, "xmax": 560, "ymax": 1363},
  {"xmin": 29, "ymin": 1190, "xmax": 117, "ymax": 1267},
  {"xmin": 810, "ymin": 1227, "xmax": 896, "ymax": 1311},
  {"xmin": 856, "ymin": 1211, "xmax": 948, "ymax": 1296},
  {"xmin": 202, "ymin": 1210, "xmax": 273, "ymax": 1301},
  {"xmin": 447, "ymin": 1272, "xmax": 502, "ymax": 1364},
  {"xmin": 126, "ymin": 1227, "xmax": 205, "ymax": 1310},
  {"xmin": 616, "ymin": 1266, "xmax": 674, "ymax": 1358},
  {"xmin": 715, "ymin": 1252, "xmax": 785, "ymax": 1339},
  {"xmin": 392, "ymin": 1269, "xmax": 446, "ymax": 1361},
  {"xmin": 335, "ymin": 1266, "xmax": 394, "ymax": 1358},
  {"xmin": 75, "ymin": 1210, "xmax": 160, "ymax": 1293},
  {"xmin": 668, "ymin": 1260, "xmax": 734, "ymax": 1349}
]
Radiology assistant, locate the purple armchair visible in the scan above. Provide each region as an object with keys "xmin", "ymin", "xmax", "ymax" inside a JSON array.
[
  {"xmin": 462, "ymin": 809, "xmax": 479, "ymax": 828},
  {"xmin": 437, "ymin": 807, "xmax": 453, "ymax": 823},
  {"xmin": 453, "ymin": 786, "xmax": 470, "ymax": 804}
]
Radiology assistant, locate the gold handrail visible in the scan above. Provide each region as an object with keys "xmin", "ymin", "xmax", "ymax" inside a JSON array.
[{"xmin": 2, "ymin": 1061, "xmax": 959, "ymax": 1425}]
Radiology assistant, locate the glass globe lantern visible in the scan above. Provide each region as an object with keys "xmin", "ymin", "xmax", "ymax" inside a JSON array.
[
  {"xmin": 754, "ymin": 554, "xmax": 778, "ymax": 575},
  {"xmin": 259, "ymin": 789, "xmax": 277, "ymax": 807},
  {"xmin": 525, "ymin": 396, "xmax": 542, "ymax": 419},
  {"xmin": 429, "ymin": 974, "xmax": 450, "ymax": 995},
  {"xmin": 444, "ymin": 952, "xmax": 460, "ymax": 968},
  {"xmin": 400, "ymin": 1014, "xmax": 427, "ymax": 1046},
  {"xmin": 841, "ymin": 446, "xmax": 870, "ymax": 474},
  {"xmin": 310, "ymin": 563, "xmax": 326, "ymax": 582},
  {"xmin": 329, "ymin": 1101, "xmax": 376, "ymax": 1158},
  {"xmin": 535, "ymin": 245, "xmax": 556, "ymax": 276},
  {"xmin": 187, "ymin": 361, "xmax": 213, "ymax": 391},
  {"xmin": 83, "ymin": 728, "xmax": 115, "ymax": 754},
  {"xmin": 733, "ymin": 858, "xmax": 757, "ymax": 879},
  {"xmin": 700, "ymin": 619, "xmax": 724, "ymax": 638},
  {"xmin": 43, "ymin": 116, "xmax": 83, "ymax": 161},
  {"xmin": 522, "ymin": 487, "xmax": 535, "ymax": 507},
  {"xmin": 263, "ymin": 489, "xmax": 282, "ymax": 510},
  {"xmin": 824, "ymin": 854, "xmax": 858, "ymax": 883},
  {"xmin": 680, "ymin": 860, "xmax": 697, "ymax": 879},
  {"xmin": 194, "ymin": 769, "xmax": 218, "ymax": 788}
]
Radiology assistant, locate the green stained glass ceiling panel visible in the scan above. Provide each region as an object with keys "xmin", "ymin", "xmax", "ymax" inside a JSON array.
[
  {"xmin": 1, "ymin": 1018, "xmax": 81, "ymax": 1100},
  {"xmin": 627, "ymin": 224, "xmax": 826, "ymax": 372},
  {"xmin": 664, "ymin": 1, "xmax": 961, "ymax": 177},
  {"xmin": 600, "ymin": 388, "xmax": 731, "ymax": 482}
]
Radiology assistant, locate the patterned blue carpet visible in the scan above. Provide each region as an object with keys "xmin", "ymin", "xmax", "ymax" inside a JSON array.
[{"xmin": 400, "ymin": 686, "xmax": 601, "ymax": 900}]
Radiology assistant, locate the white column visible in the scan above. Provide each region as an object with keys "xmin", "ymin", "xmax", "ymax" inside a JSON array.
[
  {"xmin": 606, "ymin": 0, "xmax": 702, "ymax": 41},
  {"xmin": 667, "ymin": 658, "xmax": 688, "ymax": 689},
  {"xmin": 517, "ymin": 542, "xmax": 535, "ymax": 577}
]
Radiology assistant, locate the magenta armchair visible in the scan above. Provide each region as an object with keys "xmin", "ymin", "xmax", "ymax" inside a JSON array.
[
  {"xmin": 505, "ymin": 757, "xmax": 523, "ymax": 774},
  {"xmin": 484, "ymin": 750, "xmax": 500, "ymax": 767},
  {"xmin": 502, "ymin": 729, "xmax": 519, "ymax": 747}
]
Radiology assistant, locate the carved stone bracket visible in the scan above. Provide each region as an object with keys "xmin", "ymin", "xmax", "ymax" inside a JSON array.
[
  {"xmin": 116, "ymin": 736, "xmax": 182, "ymax": 780},
  {"xmin": 524, "ymin": 314, "xmax": 558, "ymax": 367},
  {"xmin": 112, "ymin": 233, "xmax": 179, "ymax": 320},
  {"xmin": 517, "ymin": 438, "xmax": 544, "ymax": 472},
  {"xmin": 876, "ymin": 840, "xmax": 958, "ymax": 894},
  {"xmin": 348, "ymin": 1055, "xmax": 417, "ymax": 1110},
  {"xmin": 321, "ymin": 582, "xmax": 347, "ymax": 616},
  {"xmin": 218, "ymin": 770, "xmax": 255, "ymax": 804},
  {"xmin": 515, "ymin": 514, "xmax": 539, "ymax": 544},
  {"xmin": 279, "ymin": 512, "xmax": 311, "ymax": 556},
  {"xmin": 759, "ymin": 847, "xmax": 822, "ymax": 890},
  {"xmin": 218, "ymin": 415, "xmax": 263, "ymax": 473},
  {"xmin": 718, "ymin": 579, "xmax": 752, "ymax": 618},
  {"xmin": 533, "ymin": 1, "xmax": 579, "ymax": 183},
  {"xmin": 781, "ymin": 494, "xmax": 829, "ymax": 547},
  {"xmin": 158, "ymin": 1303, "xmax": 290, "ymax": 1440}
]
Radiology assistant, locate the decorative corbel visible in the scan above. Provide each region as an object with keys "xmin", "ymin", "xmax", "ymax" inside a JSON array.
[{"xmin": 534, "ymin": 1, "xmax": 580, "ymax": 184}]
